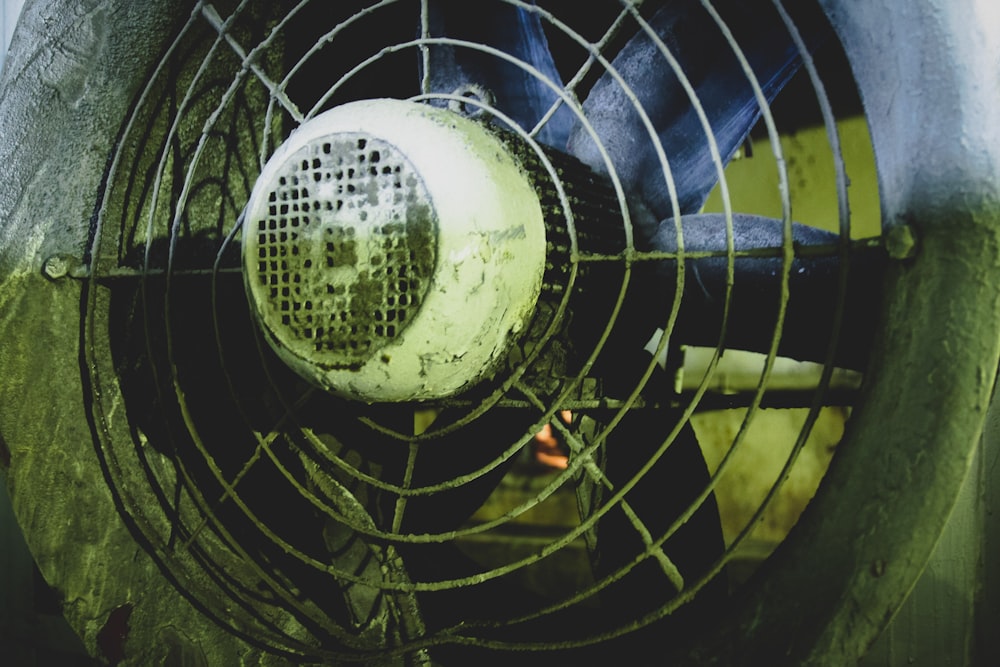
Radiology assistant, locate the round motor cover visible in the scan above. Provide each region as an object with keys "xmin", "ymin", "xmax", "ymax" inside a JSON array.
[{"xmin": 242, "ymin": 99, "xmax": 547, "ymax": 402}]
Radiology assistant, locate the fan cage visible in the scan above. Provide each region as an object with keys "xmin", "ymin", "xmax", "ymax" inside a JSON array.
[{"xmin": 80, "ymin": 0, "xmax": 876, "ymax": 660}]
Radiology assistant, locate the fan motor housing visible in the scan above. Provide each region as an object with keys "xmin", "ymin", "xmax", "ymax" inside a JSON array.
[{"xmin": 243, "ymin": 99, "xmax": 546, "ymax": 401}]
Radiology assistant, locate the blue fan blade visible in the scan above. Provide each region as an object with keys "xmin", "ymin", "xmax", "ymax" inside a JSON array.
[
  {"xmin": 423, "ymin": 0, "xmax": 575, "ymax": 147},
  {"xmin": 567, "ymin": 1, "xmax": 823, "ymax": 228},
  {"xmin": 585, "ymin": 214, "xmax": 884, "ymax": 372}
]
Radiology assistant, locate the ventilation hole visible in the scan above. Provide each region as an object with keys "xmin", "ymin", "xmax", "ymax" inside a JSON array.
[{"xmin": 250, "ymin": 133, "xmax": 437, "ymax": 362}]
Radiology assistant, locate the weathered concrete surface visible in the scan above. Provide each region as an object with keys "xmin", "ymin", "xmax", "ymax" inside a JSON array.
[{"xmin": 0, "ymin": 1, "xmax": 267, "ymax": 664}]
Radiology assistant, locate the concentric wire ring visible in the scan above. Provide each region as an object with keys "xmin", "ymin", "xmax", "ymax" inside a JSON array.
[{"xmin": 82, "ymin": 0, "xmax": 871, "ymax": 660}]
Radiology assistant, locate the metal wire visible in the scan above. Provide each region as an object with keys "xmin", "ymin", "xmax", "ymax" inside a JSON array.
[{"xmin": 81, "ymin": 0, "xmax": 877, "ymax": 659}]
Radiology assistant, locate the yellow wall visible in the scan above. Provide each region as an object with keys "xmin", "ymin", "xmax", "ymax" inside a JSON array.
[{"xmin": 703, "ymin": 115, "xmax": 881, "ymax": 238}]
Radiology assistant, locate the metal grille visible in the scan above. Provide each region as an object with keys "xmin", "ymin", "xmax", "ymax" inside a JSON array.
[
  {"xmin": 248, "ymin": 133, "xmax": 437, "ymax": 366},
  {"xmin": 79, "ymin": 1, "xmax": 879, "ymax": 663}
]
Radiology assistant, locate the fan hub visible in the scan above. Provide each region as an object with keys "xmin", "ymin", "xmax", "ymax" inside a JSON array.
[{"xmin": 243, "ymin": 99, "xmax": 546, "ymax": 402}]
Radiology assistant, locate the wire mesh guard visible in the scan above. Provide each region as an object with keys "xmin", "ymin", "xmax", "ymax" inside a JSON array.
[{"xmin": 82, "ymin": 0, "xmax": 883, "ymax": 662}]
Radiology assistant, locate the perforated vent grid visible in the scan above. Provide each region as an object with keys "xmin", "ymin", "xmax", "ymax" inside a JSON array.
[{"xmin": 248, "ymin": 133, "xmax": 437, "ymax": 367}]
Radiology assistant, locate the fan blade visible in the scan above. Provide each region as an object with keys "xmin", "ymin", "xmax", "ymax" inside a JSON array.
[
  {"xmin": 422, "ymin": 0, "xmax": 574, "ymax": 147},
  {"xmin": 394, "ymin": 408, "xmax": 533, "ymax": 535},
  {"xmin": 590, "ymin": 214, "xmax": 885, "ymax": 374},
  {"xmin": 316, "ymin": 405, "xmax": 532, "ymax": 536},
  {"xmin": 566, "ymin": 0, "xmax": 824, "ymax": 226},
  {"xmin": 576, "ymin": 409, "xmax": 726, "ymax": 648}
]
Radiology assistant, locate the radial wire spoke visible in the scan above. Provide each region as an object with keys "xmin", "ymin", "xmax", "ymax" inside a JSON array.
[
  {"xmin": 518, "ymin": 382, "xmax": 686, "ymax": 591},
  {"xmin": 200, "ymin": 2, "xmax": 306, "ymax": 123},
  {"xmin": 391, "ymin": 408, "xmax": 537, "ymax": 535}
]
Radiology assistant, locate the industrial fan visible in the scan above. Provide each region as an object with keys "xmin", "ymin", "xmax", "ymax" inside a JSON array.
[{"xmin": 2, "ymin": 0, "xmax": 999, "ymax": 665}]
